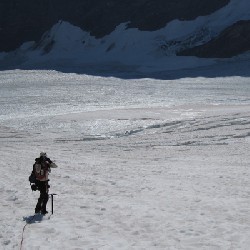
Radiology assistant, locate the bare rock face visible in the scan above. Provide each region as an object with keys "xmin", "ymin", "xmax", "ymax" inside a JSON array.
[
  {"xmin": 178, "ymin": 20, "xmax": 250, "ymax": 58},
  {"xmin": 0, "ymin": 0, "xmax": 229, "ymax": 52}
]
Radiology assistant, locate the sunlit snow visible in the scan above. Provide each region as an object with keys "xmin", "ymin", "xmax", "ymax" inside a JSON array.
[{"xmin": 0, "ymin": 69, "xmax": 250, "ymax": 249}]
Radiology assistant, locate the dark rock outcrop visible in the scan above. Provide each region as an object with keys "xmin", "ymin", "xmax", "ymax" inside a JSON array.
[
  {"xmin": 0, "ymin": 0, "xmax": 229, "ymax": 52},
  {"xmin": 178, "ymin": 20, "xmax": 250, "ymax": 58}
]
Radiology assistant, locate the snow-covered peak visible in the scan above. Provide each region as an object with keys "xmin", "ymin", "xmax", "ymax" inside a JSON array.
[{"xmin": 1, "ymin": 0, "xmax": 250, "ymax": 72}]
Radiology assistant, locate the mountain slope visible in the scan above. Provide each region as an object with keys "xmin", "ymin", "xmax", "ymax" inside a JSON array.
[
  {"xmin": 0, "ymin": 0, "xmax": 250, "ymax": 72},
  {"xmin": 178, "ymin": 20, "xmax": 250, "ymax": 58},
  {"xmin": 0, "ymin": 0, "xmax": 230, "ymax": 52}
]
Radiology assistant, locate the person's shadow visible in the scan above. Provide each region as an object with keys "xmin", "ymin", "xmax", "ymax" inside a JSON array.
[{"xmin": 23, "ymin": 214, "xmax": 44, "ymax": 224}]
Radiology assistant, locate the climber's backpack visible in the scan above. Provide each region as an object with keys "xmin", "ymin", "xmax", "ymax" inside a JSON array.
[{"xmin": 29, "ymin": 171, "xmax": 37, "ymax": 184}]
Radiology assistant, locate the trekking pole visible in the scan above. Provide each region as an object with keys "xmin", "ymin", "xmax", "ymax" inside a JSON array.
[{"xmin": 49, "ymin": 193, "xmax": 57, "ymax": 214}]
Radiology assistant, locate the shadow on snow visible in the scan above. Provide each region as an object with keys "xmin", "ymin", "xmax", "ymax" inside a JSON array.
[
  {"xmin": 23, "ymin": 214, "xmax": 44, "ymax": 224},
  {"xmin": 1, "ymin": 58, "xmax": 250, "ymax": 80}
]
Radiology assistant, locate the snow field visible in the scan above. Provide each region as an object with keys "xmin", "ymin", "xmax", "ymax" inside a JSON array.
[{"xmin": 0, "ymin": 70, "xmax": 250, "ymax": 249}]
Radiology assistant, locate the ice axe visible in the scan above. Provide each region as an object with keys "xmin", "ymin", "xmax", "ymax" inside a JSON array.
[{"xmin": 49, "ymin": 193, "xmax": 57, "ymax": 214}]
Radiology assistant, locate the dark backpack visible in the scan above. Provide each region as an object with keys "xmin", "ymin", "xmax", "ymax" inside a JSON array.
[
  {"xmin": 29, "ymin": 171, "xmax": 39, "ymax": 191},
  {"xmin": 29, "ymin": 171, "xmax": 36, "ymax": 184}
]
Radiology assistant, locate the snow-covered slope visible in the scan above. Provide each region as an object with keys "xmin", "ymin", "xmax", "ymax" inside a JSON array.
[
  {"xmin": 1, "ymin": 0, "xmax": 250, "ymax": 73},
  {"xmin": 0, "ymin": 69, "xmax": 250, "ymax": 249}
]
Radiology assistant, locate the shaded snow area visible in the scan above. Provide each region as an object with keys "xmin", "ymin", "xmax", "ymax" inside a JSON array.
[
  {"xmin": 0, "ymin": 70, "xmax": 250, "ymax": 249},
  {"xmin": 1, "ymin": 0, "xmax": 250, "ymax": 73}
]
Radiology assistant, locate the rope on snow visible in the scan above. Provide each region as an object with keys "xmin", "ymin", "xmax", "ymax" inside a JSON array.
[
  {"xmin": 19, "ymin": 194, "xmax": 57, "ymax": 249},
  {"xmin": 20, "ymin": 215, "xmax": 36, "ymax": 250}
]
